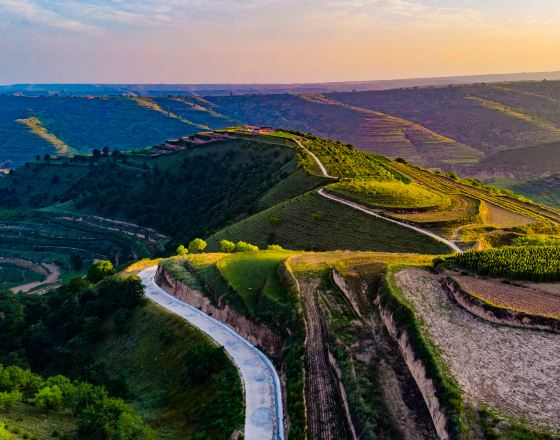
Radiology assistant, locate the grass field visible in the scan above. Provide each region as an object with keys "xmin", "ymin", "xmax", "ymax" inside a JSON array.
[
  {"xmin": 217, "ymin": 250, "xmax": 297, "ymax": 306},
  {"xmin": 208, "ymin": 191, "xmax": 452, "ymax": 254},
  {"xmin": 327, "ymin": 179, "xmax": 449, "ymax": 210}
]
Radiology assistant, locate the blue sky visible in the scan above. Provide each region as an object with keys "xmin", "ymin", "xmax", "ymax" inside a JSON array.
[{"xmin": 1, "ymin": 0, "xmax": 559, "ymax": 84}]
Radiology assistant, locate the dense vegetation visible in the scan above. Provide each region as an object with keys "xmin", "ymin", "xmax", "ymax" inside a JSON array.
[
  {"xmin": 0, "ymin": 364, "xmax": 153, "ymax": 440},
  {"xmin": 446, "ymin": 246, "xmax": 560, "ymax": 282},
  {"xmin": 0, "ymin": 266, "xmax": 243, "ymax": 439}
]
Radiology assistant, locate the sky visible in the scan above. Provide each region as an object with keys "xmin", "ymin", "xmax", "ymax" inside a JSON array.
[{"xmin": 1, "ymin": 0, "xmax": 560, "ymax": 84}]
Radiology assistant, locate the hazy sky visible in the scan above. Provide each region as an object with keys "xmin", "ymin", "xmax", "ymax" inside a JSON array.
[{"xmin": 1, "ymin": 0, "xmax": 560, "ymax": 84}]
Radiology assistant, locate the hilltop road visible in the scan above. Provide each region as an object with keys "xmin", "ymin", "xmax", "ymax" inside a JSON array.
[
  {"xmin": 293, "ymin": 136, "xmax": 461, "ymax": 253},
  {"xmin": 139, "ymin": 267, "xmax": 285, "ymax": 440}
]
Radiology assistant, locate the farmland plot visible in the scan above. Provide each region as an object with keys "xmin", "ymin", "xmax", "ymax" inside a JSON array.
[{"xmin": 394, "ymin": 269, "xmax": 560, "ymax": 432}]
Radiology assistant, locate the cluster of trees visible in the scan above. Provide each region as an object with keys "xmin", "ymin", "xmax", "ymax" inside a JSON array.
[
  {"xmin": 56, "ymin": 141, "xmax": 292, "ymax": 247},
  {"xmin": 448, "ymin": 245, "xmax": 560, "ymax": 282},
  {"xmin": 0, "ymin": 364, "xmax": 152, "ymax": 439},
  {"xmin": 176, "ymin": 238, "xmax": 208, "ymax": 255},
  {"xmin": 0, "ymin": 261, "xmax": 145, "ymax": 384},
  {"xmin": 176, "ymin": 238, "xmax": 281, "ymax": 255},
  {"xmin": 219, "ymin": 240, "xmax": 259, "ymax": 253}
]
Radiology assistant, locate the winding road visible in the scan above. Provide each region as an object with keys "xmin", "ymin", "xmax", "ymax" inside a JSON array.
[
  {"xmin": 294, "ymin": 136, "xmax": 461, "ymax": 253},
  {"xmin": 139, "ymin": 267, "xmax": 285, "ymax": 440}
]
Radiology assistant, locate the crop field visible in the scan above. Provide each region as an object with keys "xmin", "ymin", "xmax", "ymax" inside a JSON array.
[
  {"xmin": 208, "ymin": 191, "xmax": 452, "ymax": 254},
  {"xmin": 391, "ymin": 162, "xmax": 557, "ymax": 224},
  {"xmin": 153, "ymin": 97, "xmax": 236, "ymax": 129},
  {"xmin": 447, "ymin": 245, "xmax": 560, "ymax": 282},
  {"xmin": 0, "ymin": 211, "xmax": 155, "ymax": 279},
  {"xmin": 394, "ymin": 268, "xmax": 560, "ymax": 432},
  {"xmin": 451, "ymin": 273, "xmax": 560, "ymax": 318},
  {"xmin": 327, "ymin": 180, "xmax": 449, "ymax": 210},
  {"xmin": 298, "ymin": 134, "xmax": 401, "ymax": 180},
  {"xmin": 330, "ymin": 85, "xmax": 560, "ymax": 156}
]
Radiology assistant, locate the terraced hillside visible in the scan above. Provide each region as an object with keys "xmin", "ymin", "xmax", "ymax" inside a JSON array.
[
  {"xmin": 0, "ymin": 95, "xmax": 200, "ymax": 168},
  {"xmin": 0, "ymin": 210, "xmax": 160, "ymax": 289}
]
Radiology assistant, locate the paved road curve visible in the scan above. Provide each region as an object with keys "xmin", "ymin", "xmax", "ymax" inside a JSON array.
[{"xmin": 139, "ymin": 267, "xmax": 285, "ymax": 440}]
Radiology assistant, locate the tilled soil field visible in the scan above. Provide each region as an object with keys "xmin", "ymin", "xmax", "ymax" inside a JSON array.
[
  {"xmin": 395, "ymin": 269, "xmax": 560, "ymax": 432},
  {"xmin": 452, "ymin": 273, "xmax": 560, "ymax": 318}
]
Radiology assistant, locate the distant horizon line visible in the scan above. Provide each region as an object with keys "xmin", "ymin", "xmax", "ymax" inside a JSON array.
[{"xmin": 3, "ymin": 69, "xmax": 560, "ymax": 88}]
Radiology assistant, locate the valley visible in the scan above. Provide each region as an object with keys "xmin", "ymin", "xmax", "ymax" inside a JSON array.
[{"xmin": 1, "ymin": 121, "xmax": 559, "ymax": 439}]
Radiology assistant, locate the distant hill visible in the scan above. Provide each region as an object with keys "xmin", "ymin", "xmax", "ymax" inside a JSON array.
[
  {"xmin": 5, "ymin": 79, "xmax": 560, "ymax": 179},
  {"xmin": 3, "ymin": 70, "xmax": 560, "ymax": 96}
]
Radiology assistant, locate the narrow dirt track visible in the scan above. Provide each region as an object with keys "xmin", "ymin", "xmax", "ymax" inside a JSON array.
[
  {"xmin": 299, "ymin": 278, "xmax": 351, "ymax": 440},
  {"xmin": 139, "ymin": 267, "xmax": 285, "ymax": 440}
]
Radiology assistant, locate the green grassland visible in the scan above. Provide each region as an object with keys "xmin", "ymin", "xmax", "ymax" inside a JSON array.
[
  {"xmin": 208, "ymin": 191, "xmax": 452, "ymax": 254},
  {"xmin": 327, "ymin": 179, "xmax": 450, "ymax": 210},
  {"xmin": 0, "ymin": 402, "xmax": 76, "ymax": 439},
  {"xmin": 99, "ymin": 301, "xmax": 244, "ymax": 439}
]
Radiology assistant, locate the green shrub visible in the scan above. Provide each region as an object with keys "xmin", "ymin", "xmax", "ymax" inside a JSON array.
[
  {"xmin": 34, "ymin": 385, "xmax": 64, "ymax": 413},
  {"xmin": 233, "ymin": 241, "xmax": 259, "ymax": 253},
  {"xmin": 176, "ymin": 244, "xmax": 188, "ymax": 256},
  {"xmin": 188, "ymin": 238, "xmax": 207, "ymax": 253},
  {"xmin": 87, "ymin": 260, "xmax": 115, "ymax": 283},
  {"xmin": 219, "ymin": 240, "xmax": 235, "ymax": 253}
]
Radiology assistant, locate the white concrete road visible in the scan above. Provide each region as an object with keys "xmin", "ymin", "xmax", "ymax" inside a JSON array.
[
  {"xmin": 294, "ymin": 136, "xmax": 461, "ymax": 253},
  {"xmin": 139, "ymin": 267, "xmax": 285, "ymax": 440}
]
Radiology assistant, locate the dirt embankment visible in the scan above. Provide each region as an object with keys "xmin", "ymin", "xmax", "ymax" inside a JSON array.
[
  {"xmin": 155, "ymin": 265, "xmax": 283, "ymax": 356},
  {"xmin": 443, "ymin": 276, "xmax": 560, "ymax": 333},
  {"xmin": 376, "ymin": 303, "xmax": 451, "ymax": 440}
]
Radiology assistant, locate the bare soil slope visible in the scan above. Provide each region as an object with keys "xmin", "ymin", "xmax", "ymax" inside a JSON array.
[{"xmin": 394, "ymin": 269, "xmax": 560, "ymax": 432}]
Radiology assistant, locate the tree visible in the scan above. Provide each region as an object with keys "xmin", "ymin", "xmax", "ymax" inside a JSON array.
[
  {"xmin": 92, "ymin": 149, "xmax": 101, "ymax": 157},
  {"xmin": 44, "ymin": 154, "xmax": 51, "ymax": 161},
  {"xmin": 219, "ymin": 240, "xmax": 235, "ymax": 253},
  {"xmin": 35, "ymin": 154, "xmax": 41, "ymax": 161},
  {"xmin": 77, "ymin": 397, "xmax": 154, "ymax": 440},
  {"xmin": 176, "ymin": 245, "xmax": 188, "ymax": 256},
  {"xmin": 0, "ymin": 391, "xmax": 22, "ymax": 409},
  {"xmin": 233, "ymin": 241, "xmax": 259, "ymax": 253},
  {"xmin": 87, "ymin": 260, "xmax": 115, "ymax": 283},
  {"xmin": 188, "ymin": 238, "xmax": 207, "ymax": 253},
  {"xmin": 267, "ymin": 244, "xmax": 284, "ymax": 251},
  {"xmin": 34, "ymin": 385, "xmax": 63, "ymax": 412},
  {"xmin": 0, "ymin": 423, "xmax": 10, "ymax": 440},
  {"xmin": 102, "ymin": 146, "xmax": 110, "ymax": 156}
]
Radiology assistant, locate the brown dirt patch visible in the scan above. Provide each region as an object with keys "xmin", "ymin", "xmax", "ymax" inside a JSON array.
[{"xmin": 452, "ymin": 273, "xmax": 560, "ymax": 318}]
